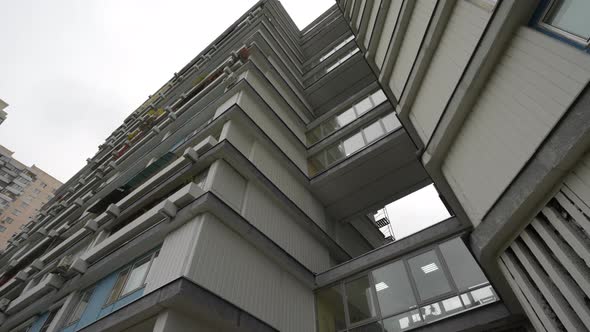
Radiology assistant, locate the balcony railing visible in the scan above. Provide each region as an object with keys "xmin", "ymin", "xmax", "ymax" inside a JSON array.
[{"xmin": 308, "ymin": 111, "xmax": 401, "ymax": 177}]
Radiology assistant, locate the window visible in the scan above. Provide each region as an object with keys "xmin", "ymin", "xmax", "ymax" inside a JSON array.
[
  {"xmin": 308, "ymin": 112, "xmax": 401, "ymax": 176},
  {"xmin": 3, "ymin": 217, "xmax": 13, "ymax": 224},
  {"xmin": 345, "ymin": 275, "xmax": 379, "ymax": 325},
  {"xmin": 21, "ymin": 202, "xmax": 30, "ymax": 209},
  {"xmin": 40, "ymin": 182, "xmax": 47, "ymax": 188},
  {"xmin": 39, "ymin": 309, "xmax": 59, "ymax": 332},
  {"xmin": 64, "ymin": 287, "xmax": 95, "ymax": 327},
  {"xmin": 307, "ymin": 90, "xmax": 388, "ymax": 145},
  {"xmin": 315, "ymin": 238, "xmax": 498, "ymax": 332},
  {"xmin": 32, "ymin": 188, "xmax": 41, "ymax": 195},
  {"xmin": 537, "ymin": 0, "xmax": 590, "ymax": 47},
  {"xmin": 12, "ymin": 209, "xmax": 22, "ymax": 216},
  {"xmin": 104, "ymin": 250, "xmax": 159, "ymax": 306},
  {"xmin": 0, "ymin": 225, "xmax": 6, "ymax": 232}
]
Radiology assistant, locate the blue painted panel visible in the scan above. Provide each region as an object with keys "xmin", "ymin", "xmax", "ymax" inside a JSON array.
[
  {"xmin": 73, "ymin": 272, "xmax": 119, "ymax": 331},
  {"xmin": 112, "ymin": 288, "xmax": 144, "ymax": 311},
  {"xmin": 29, "ymin": 311, "xmax": 49, "ymax": 332},
  {"xmin": 61, "ymin": 325, "xmax": 77, "ymax": 332}
]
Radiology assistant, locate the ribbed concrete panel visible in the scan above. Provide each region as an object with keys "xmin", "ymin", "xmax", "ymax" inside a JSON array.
[
  {"xmin": 443, "ymin": 28, "xmax": 590, "ymax": 223},
  {"xmin": 242, "ymin": 181, "xmax": 330, "ymax": 272},
  {"xmin": 373, "ymin": 0, "xmax": 403, "ymax": 68},
  {"xmin": 209, "ymin": 160, "xmax": 247, "ymax": 212},
  {"xmin": 388, "ymin": 0, "xmax": 437, "ymax": 97},
  {"xmin": 189, "ymin": 214, "xmax": 315, "ymax": 332},
  {"xmin": 249, "ymin": 141, "xmax": 327, "ymax": 230},
  {"xmin": 499, "ymin": 153, "xmax": 590, "ymax": 331},
  {"xmin": 243, "ymin": 70, "xmax": 307, "ymax": 142},
  {"xmin": 144, "ymin": 216, "xmax": 205, "ymax": 294},
  {"xmin": 409, "ymin": 0, "xmax": 491, "ymax": 143},
  {"xmin": 236, "ymin": 89, "xmax": 308, "ymax": 171}
]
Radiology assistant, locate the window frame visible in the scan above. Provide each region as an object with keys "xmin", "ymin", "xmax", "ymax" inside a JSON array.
[
  {"xmin": 63, "ymin": 287, "xmax": 95, "ymax": 327},
  {"xmin": 103, "ymin": 250, "xmax": 159, "ymax": 307},
  {"xmin": 536, "ymin": 0, "xmax": 590, "ymax": 47}
]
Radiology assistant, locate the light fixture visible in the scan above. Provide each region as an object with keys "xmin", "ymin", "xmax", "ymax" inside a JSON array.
[
  {"xmin": 421, "ymin": 263, "xmax": 438, "ymax": 274},
  {"xmin": 375, "ymin": 282, "xmax": 389, "ymax": 292}
]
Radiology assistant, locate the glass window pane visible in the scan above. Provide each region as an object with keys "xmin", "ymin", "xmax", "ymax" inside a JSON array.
[
  {"xmin": 325, "ymin": 144, "xmax": 346, "ymax": 166},
  {"xmin": 308, "ymin": 126, "xmax": 323, "ymax": 145},
  {"xmin": 370, "ymin": 90, "xmax": 387, "ymax": 106},
  {"xmin": 336, "ymin": 108, "xmax": 356, "ymax": 127},
  {"xmin": 343, "ymin": 132, "xmax": 365, "ymax": 156},
  {"xmin": 545, "ymin": 0, "xmax": 590, "ymax": 39},
  {"xmin": 462, "ymin": 285, "xmax": 498, "ymax": 309},
  {"xmin": 407, "ymin": 250, "xmax": 452, "ymax": 301},
  {"xmin": 309, "ymin": 153, "xmax": 327, "ymax": 176},
  {"xmin": 438, "ymin": 238, "xmax": 488, "ymax": 292},
  {"xmin": 381, "ymin": 113, "xmax": 400, "ymax": 133},
  {"xmin": 371, "ymin": 260, "xmax": 416, "ymax": 317},
  {"xmin": 382, "ymin": 309, "xmax": 423, "ymax": 332},
  {"xmin": 316, "ymin": 286, "xmax": 346, "ymax": 332},
  {"xmin": 345, "ymin": 276, "xmax": 378, "ymax": 325},
  {"xmin": 350, "ymin": 321, "xmax": 383, "ymax": 332},
  {"xmin": 420, "ymin": 296, "xmax": 464, "ymax": 323},
  {"xmin": 66, "ymin": 288, "xmax": 94, "ymax": 326},
  {"xmin": 122, "ymin": 257, "xmax": 150, "ymax": 295},
  {"xmin": 354, "ymin": 97, "xmax": 373, "ymax": 116},
  {"xmin": 363, "ymin": 121, "xmax": 385, "ymax": 143},
  {"xmin": 105, "ymin": 268, "xmax": 130, "ymax": 305}
]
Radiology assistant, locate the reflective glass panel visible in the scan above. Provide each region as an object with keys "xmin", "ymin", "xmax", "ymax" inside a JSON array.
[
  {"xmin": 407, "ymin": 250, "xmax": 452, "ymax": 301},
  {"xmin": 421, "ymin": 296, "xmax": 464, "ymax": 323},
  {"xmin": 105, "ymin": 268, "xmax": 130, "ymax": 305},
  {"xmin": 350, "ymin": 321, "xmax": 383, "ymax": 332},
  {"xmin": 382, "ymin": 309, "xmax": 423, "ymax": 332},
  {"xmin": 316, "ymin": 286, "xmax": 346, "ymax": 332},
  {"xmin": 381, "ymin": 113, "xmax": 400, "ymax": 133},
  {"xmin": 122, "ymin": 257, "xmax": 150, "ymax": 295},
  {"xmin": 345, "ymin": 276, "xmax": 378, "ymax": 324},
  {"xmin": 336, "ymin": 108, "xmax": 356, "ymax": 127},
  {"xmin": 371, "ymin": 260, "xmax": 417, "ymax": 317},
  {"xmin": 354, "ymin": 98, "xmax": 373, "ymax": 116},
  {"xmin": 370, "ymin": 90, "xmax": 387, "ymax": 106},
  {"xmin": 343, "ymin": 132, "xmax": 365, "ymax": 156},
  {"xmin": 326, "ymin": 144, "xmax": 346, "ymax": 166},
  {"xmin": 438, "ymin": 238, "xmax": 488, "ymax": 292},
  {"xmin": 462, "ymin": 285, "xmax": 497, "ymax": 309},
  {"xmin": 545, "ymin": 0, "xmax": 590, "ymax": 39},
  {"xmin": 363, "ymin": 121, "xmax": 385, "ymax": 143}
]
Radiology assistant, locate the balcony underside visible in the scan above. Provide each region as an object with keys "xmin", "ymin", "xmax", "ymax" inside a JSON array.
[{"xmin": 311, "ymin": 128, "xmax": 429, "ymax": 222}]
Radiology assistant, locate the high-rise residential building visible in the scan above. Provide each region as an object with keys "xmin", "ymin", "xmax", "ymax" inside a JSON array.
[
  {"xmin": 0, "ymin": 99, "xmax": 7, "ymax": 126},
  {"xmin": 0, "ymin": 145, "xmax": 62, "ymax": 251},
  {"xmin": 0, "ymin": 0, "xmax": 588, "ymax": 331}
]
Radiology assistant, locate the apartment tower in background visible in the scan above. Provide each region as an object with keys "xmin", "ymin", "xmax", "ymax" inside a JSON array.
[
  {"xmin": 0, "ymin": 145, "xmax": 62, "ymax": 250},
  {"xmin": 0, "ymin": 1, "xmax": 588, "ymax": 331}
]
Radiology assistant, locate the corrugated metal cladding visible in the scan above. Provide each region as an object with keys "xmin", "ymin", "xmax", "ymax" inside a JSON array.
[
  {"xmin": 499, "ymin": 153, "xmax": 590, "ymax": 332},
  {"xmin": 409, "ymin": 0, "xmax": 492, "ymax": 143},
  {"xmin": 443, "ymin": 27, "xmax": 590, "ymax": 224},
  {"xmin": 188, "ymin": 213, "xmax": 316, "ymax": 332}
]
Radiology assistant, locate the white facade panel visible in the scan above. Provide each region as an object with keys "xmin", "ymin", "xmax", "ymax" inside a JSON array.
[
  {"xmin": 144, "ymin": 216, "xmax": 205, "ymax": 294},
  {"xmin": 374, "ymin": 0, "xmax": 403, "ymax": 68},
  {"xmin": 363, "ymin": 0, "xmax": 381, "ymax": 49},
  {"xmin": 188, "ymin": 213, "xmax": 316, "ymax": 332},
  {"xmin": 443, "ymin": 28, "xmax": 590, "ymax": 223},
  {"xmin": 388, "ymin": 0, "xmax": 437, "ymax": 98},
  {"xmin": 242, "ymin": 181, "xmax": 330, "ymax": 272},
  {"xmin": 409, "ymin": 0, "xmax": 491, "ymax": 143}
]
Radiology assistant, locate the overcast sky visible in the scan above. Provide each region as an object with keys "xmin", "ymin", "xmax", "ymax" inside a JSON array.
[
  {"xmin": 0, "ymin": 0, "xmax": 449, "ymax": 237},
  {"xmin": 0, "ymin": 0, "xmax": 333, "ymax": 183}
]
